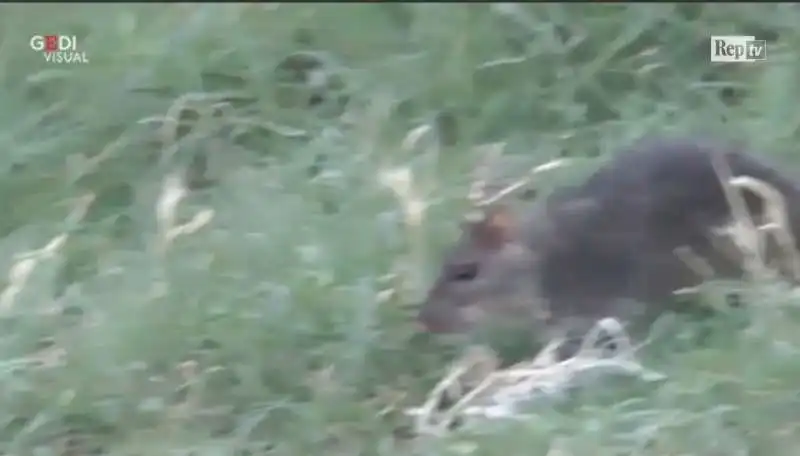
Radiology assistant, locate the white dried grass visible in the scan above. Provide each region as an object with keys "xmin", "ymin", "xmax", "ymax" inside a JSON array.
[
  {"xmin": 406, "ymin": 318, "xmax": 665, "ymax": 437},
  {"xmin": 0, "ymin": 193, "xmax": 95, "ymax": 314}
]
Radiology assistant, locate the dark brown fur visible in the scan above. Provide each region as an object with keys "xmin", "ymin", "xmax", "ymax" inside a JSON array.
[{"xmin": 417, "ymin": 137, "xmax": 800, "ymax": 355}]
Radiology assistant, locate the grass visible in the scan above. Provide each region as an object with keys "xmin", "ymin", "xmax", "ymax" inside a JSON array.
[{"xmin": 1, "ymin": 2, "xmax": 800, "ymax": 455}]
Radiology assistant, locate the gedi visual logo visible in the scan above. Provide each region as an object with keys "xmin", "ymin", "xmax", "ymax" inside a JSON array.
[{"xmin": 30, "ymin": 35, "xmax": 89, "ymax": 64}]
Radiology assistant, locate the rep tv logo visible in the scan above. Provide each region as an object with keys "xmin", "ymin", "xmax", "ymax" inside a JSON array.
[
  {"xmin": 710, "ymin": 36, "xmax": 766, "ymax": 63},
  {"xmin": 30, "ymin": 35, "xmax": 89, "ymax": 64}
]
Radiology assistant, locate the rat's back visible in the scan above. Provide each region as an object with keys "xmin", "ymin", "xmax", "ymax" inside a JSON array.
[{"xmin": 538, "ymin": 137, "xmax": 800, "ymax": 321}]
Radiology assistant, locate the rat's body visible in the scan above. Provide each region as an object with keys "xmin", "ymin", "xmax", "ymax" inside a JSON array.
[{"xmin": 418, "ymin": 137, "xmax": 800, "ymax": 356}]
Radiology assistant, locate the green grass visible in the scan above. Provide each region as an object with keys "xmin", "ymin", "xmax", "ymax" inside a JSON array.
[{"xmin": 2, "ymin": 3, "xmax": 800, "ymax": 455}]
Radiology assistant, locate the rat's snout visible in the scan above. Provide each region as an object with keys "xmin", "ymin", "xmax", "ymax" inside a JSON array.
[
  {"xmin": 416, "ymin": 296, "xmax": 448, "ymax": 333},
  {"xmin": 416, "ymin": 298, "xmax": 461, "ymax": 334},
  {"xmin": 415, "ymin": 303, "xmax": 442, "ymax": 333},
  {"xmin": 415, "ymin": 279, "xmax": 466, "ymax": 334}
]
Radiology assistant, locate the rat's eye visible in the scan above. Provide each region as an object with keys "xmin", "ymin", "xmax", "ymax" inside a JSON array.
[{"xmin": 448, "ymin": 262, "xmax": 479, "ymax": 282}]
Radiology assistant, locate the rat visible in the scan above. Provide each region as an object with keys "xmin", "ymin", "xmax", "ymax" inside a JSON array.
[{"xmin": 417, "ymin": 136, "xmax": 800, "ymax": 358}]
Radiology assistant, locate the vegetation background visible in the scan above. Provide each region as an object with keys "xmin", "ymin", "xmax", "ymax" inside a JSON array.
[{"xmin": 1, "ymin": 3, "xmax": 800, "ymax": 455}]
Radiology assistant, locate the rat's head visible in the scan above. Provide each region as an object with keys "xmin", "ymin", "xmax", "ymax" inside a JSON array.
[{"xmin": 417, "ymin": 203, "xmax": 549, "ymax": 336}]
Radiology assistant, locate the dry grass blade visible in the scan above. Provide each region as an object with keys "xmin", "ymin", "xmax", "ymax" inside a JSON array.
[
  {"xmin": 0, "ymin": 193, "xmax": 95, "ymax": 314},
  {"xmin": 159, "ymin": 92, "xmax": 247, "ymax": 145},
  {"xmin": 139, "ymin": 91, "xmax": 251, "ymax": 169},
  {"xmin": 707, "ymin": 150, "xmax": 800, "ymax": 284},
  {"xmin": 468, "ymin": 142, "xmax": 506, "ymax": 206},
  {"xmin": 710, "ymin": 152, "xmax": 768, "ymax": 280},
  {"xmin": 379, "ymin": 167, "xmax": 426, "ymax": 229},
  {"xmin": 379, "ymin": 126, "xmax": 441, "ymax": 303},
  {"xmin": 156, "ymin": 172, "xmax": 187, "ymax": 238},
  {"xmin": 466, "ymin": 142, "xmax": 573, "ymax": 230},
  {"xmin": 674, "ymin": 245, "xmax": 716, "ymax": 280},
  {"xmin": 155, "ymin": 172, "xmax": 215, "ymax": 254},
  {"xmin": 406, "ymin": 318, "xmax": 665, "ymax": 437},
  {"xmin": 401, "ymin": 124, "xmax": 434, "ymax": 153},
  {"xmin": 478, "ymin": 158, "xmax": 573, "ymax": 207},
  {"xmin": 728, "ymin": 175, "xmax": 800, "ymax": 282}
]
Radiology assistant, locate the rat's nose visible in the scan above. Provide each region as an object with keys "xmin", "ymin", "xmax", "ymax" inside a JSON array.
[
  {"xmin": 415, "ymin": 306, "xmax": 437, "ymax": 332},
  {"xmin": 416, "ymin": 307, "xmax": 452, "ymax": 334},
  {"xmin": 415, "ymin": 312, "xmax": 434, "ymax": 332},
  {"xmin": 416, "ymin": 318, "xmax": 432, "ymax": 332}
]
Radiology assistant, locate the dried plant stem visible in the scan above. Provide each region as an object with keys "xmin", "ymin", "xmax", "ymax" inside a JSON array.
[
  {"xmin": 728, "ymin": 176, "xmax": 800, "ymax": 282},
  {"xmin": 155, "ymin": 171, "xmax": 215, "ymax": 256},
  {"xmin": 478, "ymin": 158, "xmax": 573, "ymax": 207},
  {"xmin": 710, "ymin": 151, "xmax": 769, "ymax": 280},
  {"xmin": 407, "ymin": 318, "xmax": 664, "ymax": 436},
  {"xmin": 0, "ymin": 193, "xmax": 95, "ymax": 314}
]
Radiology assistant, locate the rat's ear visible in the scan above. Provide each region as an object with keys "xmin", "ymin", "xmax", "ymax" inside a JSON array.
[{"xmin": 464, "ymin": 204, "xmax": 518, "ymax": 249}]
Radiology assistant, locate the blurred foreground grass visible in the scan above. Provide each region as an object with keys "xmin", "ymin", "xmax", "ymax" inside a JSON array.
[{"xmin": 1, "ymin": 3, "xmax": 800, "ymax": 455}]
